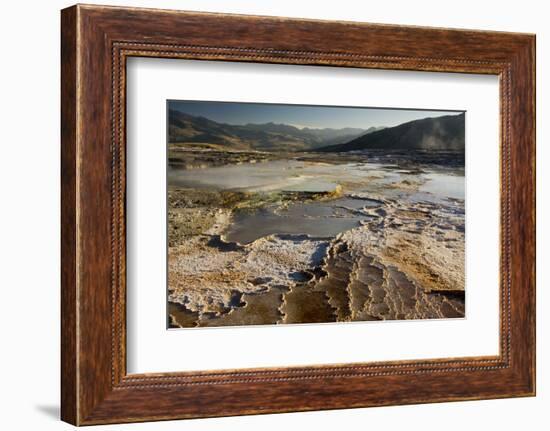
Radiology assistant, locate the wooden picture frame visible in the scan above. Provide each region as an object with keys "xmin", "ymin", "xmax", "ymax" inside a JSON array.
[{"xmin": 61, "ymin": 4, "xmax": 535, "ymax": 425}]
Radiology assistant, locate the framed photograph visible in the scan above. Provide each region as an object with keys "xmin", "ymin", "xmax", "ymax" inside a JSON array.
[{"xmin": 61, "ymin": 4, "xmax": 535, "ymax": 425}]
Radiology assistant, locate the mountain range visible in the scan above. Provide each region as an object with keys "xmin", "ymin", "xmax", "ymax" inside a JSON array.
[
  {"xmin": 317, "ymin": 113, "xmax": 465, "ymax": 153},
  {"xmin": 168, "ymin": 109, "xmax": 378, "ymax": 152},
  {"xmin": 169, "ymin": 109, "xmax": 465, "ymax": 153}
]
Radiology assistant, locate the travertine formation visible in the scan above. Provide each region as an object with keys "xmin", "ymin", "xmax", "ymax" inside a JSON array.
[{"xmin": 168, "ymin": 164, "xmax": 465, "ymax": 328}]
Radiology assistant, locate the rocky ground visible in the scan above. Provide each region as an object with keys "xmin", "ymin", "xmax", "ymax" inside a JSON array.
[{"xmin": 167, "ymin": 157, "xmax": 465, "ymax": 328}]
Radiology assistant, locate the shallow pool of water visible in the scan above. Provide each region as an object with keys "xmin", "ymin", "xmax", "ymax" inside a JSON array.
[
  {"xmin": 170, "ymin": 158, "xmax": 464, "ymax": 244},
  {"xmin": 169, "ymin": 159, "xmax": 386, "ymax": 193},
  {"xmin": 418, "ymin": 172, "xmax": 465, "ymax": 200},
  {"xmin": 222, "ymin": 197, "xmax": 379, "ymax": 244}
]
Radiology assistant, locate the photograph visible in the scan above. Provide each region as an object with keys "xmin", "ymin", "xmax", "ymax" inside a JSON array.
[
  {"xmin": 45, "ymin": 1, "xmax": 536, "ymax": 427},
  {"xmin": 167, "ymin": 101, "xmax": 466, "ymax": 328}
]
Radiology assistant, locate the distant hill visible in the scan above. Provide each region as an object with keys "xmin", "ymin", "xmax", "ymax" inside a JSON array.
[
  {"xmin": 168, "ymin": 109, "xmax": 377, "ymax": 152},
  {"xmin": 316, "ymin": 113, "xmax": 465, "ymax": 153}
]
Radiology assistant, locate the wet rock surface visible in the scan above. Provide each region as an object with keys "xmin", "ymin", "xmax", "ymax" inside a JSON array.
[{"xmin": 167, "ymin": 151, "xmax": 465, "ymax": 328}]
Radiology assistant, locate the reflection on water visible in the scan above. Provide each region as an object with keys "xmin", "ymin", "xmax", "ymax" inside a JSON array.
[
  {"xmin": 169, "ymin": 160, "xmax": 386, "ymax": 193},
  {"xmin": 418, "ymin": 172, "xmax": 464, "ymax": 200},
  {"xmin": 170, "ymin": 158, "xmax": 464, "ymax": 244},
  {"xmin": 223, "ymin": 197, "xmax": 380, "ymax": 244}
]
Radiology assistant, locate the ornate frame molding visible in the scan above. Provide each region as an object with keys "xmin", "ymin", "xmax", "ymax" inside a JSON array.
[{"xmin": 61, "ymin": 5, "xmax": 535, "ymax": 425}]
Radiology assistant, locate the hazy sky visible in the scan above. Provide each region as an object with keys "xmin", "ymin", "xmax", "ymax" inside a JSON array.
[{"xmin": 169, "ymin": 100, "xmax": 462, "ymax": 130}]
